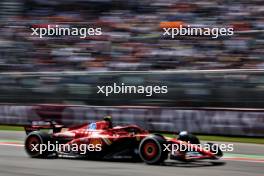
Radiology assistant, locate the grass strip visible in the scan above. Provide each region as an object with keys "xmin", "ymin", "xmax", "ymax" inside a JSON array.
[{"xmin": 0, "ymin": 125, "xmax": 24, "ymax": 131}]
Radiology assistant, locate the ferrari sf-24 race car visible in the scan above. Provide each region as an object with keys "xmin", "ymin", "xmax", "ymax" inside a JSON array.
[{"xmin": 24, "ymin": 120, "xmax": 223, "ymax": 165}]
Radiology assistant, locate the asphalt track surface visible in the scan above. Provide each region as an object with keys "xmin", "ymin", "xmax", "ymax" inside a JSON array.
[{"xmin": 0, "ymin": 131, "xmax": 263, "ymax": 176}]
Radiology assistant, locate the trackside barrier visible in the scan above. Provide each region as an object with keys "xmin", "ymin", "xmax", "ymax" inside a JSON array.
[{"xmin": 0, "ymin": 104, "xmax": 263, "ymax": 137}]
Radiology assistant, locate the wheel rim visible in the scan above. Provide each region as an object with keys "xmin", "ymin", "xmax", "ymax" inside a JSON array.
[
  {"xmin": 26, "ymin": 135, "xmax": 41, "ymax": 156},
  {"xmin": 142, "ymin": 141, "xmax": 158, "ymax": 160}
]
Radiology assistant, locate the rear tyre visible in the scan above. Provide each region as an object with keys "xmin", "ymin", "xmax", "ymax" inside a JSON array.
[
  {"xmin": 139, "ymin": 135, "xmax": 168, "ymax": 165},
  {"xmin": 25, "ymin": 131, "xmax": 53, "ymax": 158}
]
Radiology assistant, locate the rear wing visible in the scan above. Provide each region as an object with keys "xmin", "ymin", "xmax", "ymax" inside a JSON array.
[{"xmin": 24, "ymin": 120, "xmax": 63, "ymax": 135}]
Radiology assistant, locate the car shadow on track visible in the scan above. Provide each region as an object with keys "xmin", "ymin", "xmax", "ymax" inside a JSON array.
[
  {"xmin": 161, "ymin": 161, "xmax": 226, "ymax": 168},
  {"xmin": 43, "ymin": 155, "xmax": 226, "ymax": 168}
]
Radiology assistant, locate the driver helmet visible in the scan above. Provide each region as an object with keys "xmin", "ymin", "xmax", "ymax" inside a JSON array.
[{"xmin": 103, "ymin": 115, "xmax": 112, "ymax": 122}]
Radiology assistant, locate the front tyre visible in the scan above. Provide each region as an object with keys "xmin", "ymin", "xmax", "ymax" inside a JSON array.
[
  {"xmin": 177, "ymin": 131, "xmax": 200, "ymax": 144},
  {"xmin": 139, "ymin": 135, "xmax": 168, "ymax": 165}
]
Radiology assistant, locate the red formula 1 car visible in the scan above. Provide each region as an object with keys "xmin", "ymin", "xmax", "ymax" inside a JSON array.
[{"xmin": 24, "ymin": 120, "xmax": 223, "ymax": 165}]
